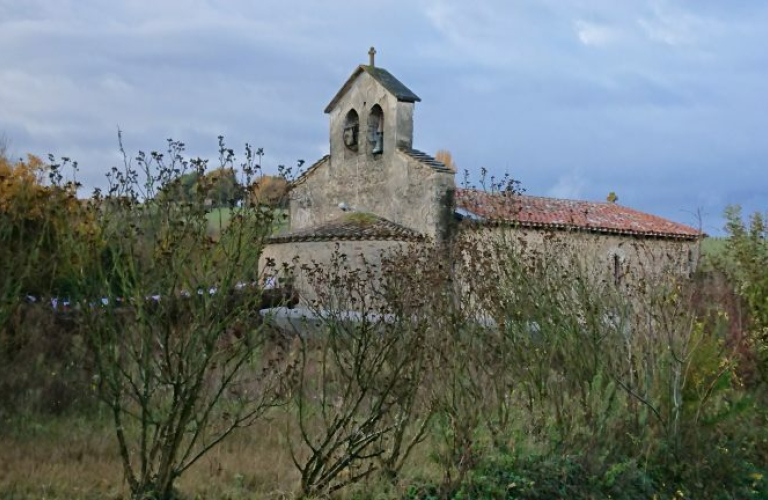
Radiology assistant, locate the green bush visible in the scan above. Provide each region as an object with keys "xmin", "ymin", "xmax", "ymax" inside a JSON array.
[{"xmin": 719, "ymin": 205, "xmax": 768, "ymax": 382}]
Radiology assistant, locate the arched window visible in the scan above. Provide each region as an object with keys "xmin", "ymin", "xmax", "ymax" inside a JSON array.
[
  {"xmin": 342, "ymin": 109, "xmax": 359, "ymax": 151},
  {"xmin": 368, "ymin": 104, "xmax": 384, "ymax": 154}
]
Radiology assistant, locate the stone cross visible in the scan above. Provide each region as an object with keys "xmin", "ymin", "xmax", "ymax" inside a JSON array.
[{"xmin": 368, "ymin": 46, "xmax": 376, "ymax": 67}]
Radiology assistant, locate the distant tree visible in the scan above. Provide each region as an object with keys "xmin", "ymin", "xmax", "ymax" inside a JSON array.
[
  {"xmin": 203, "ymin": 167, "xmax": 241, "ymax": 207},
  {"xmin": 607, "ymin": 191, "xmax": 619, "ymax": 203},
  {"xmin": 250, "ymin": 175, "xmax": 289, "ymax": 208},
  {"xmin": 156, "ymin": 171, "xmax": 197, "ymax": 204},
  {"xmin": 158, "ymin": 167, "xmax": 242, "ymax": 207},
  {"xmin": 435, "ymin": 149, "xmax": 458, "ymax": 172}
]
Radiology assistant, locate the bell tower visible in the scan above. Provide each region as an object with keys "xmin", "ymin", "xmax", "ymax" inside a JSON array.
[
  {"xmin": 325, "ymin": 48, "xmax": 420, "ymax": 163},
  {"xmin": 288, "ymin": 50, "xmax": 454, "ymax": 240}
]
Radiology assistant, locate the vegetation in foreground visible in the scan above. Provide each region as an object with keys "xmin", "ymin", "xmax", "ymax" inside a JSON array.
[{"xmin": 1, "ymin": 141, "xmax": 768, "ymax": 499}]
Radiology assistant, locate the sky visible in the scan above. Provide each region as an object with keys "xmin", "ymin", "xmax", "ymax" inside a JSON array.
[{"xmin": 1, "ymin": 0, "xmax": 766, "ymax": 235}]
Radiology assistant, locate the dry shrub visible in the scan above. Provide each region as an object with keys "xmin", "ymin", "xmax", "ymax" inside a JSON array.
[
  {"xmin": 0, "ymin": 304, "xmax": 94, "ymax": 418},
  {"xmin": 282, "ymin": 248, "xmax": 433, "ymax": 497},
  {"xmin": 406, "ymin": 226, "xmax": 768, "ymax": 498},
  {"xmin": 71, "ymin": 138, "xmax": 292, "ymax": 500}
]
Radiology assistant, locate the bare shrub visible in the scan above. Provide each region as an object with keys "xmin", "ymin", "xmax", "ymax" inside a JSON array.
[
  {"xmin": 428, "ymin": 224, "xmax": 754, "ymax": 495},
  {"xmin": 72, "ymin": 137, "xmax": 290, "ymax": 500},
  {"xmin": 283, "ymin": 247, "xmax": 433, "ymax": 497}
]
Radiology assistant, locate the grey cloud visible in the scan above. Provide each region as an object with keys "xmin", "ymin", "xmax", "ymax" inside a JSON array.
[{"xmin": 0, "ymin": 0, "xmax": 766, "ymax": 234}]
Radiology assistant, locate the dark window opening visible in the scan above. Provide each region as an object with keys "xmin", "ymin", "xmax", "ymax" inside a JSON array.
[
  {"xmin": 613, "ymin": 254, "xmax": 623, "ymax": 286},
  {"xmin": 687, "ymin": 248, "xmax": 695, "ymax": 277},
  {"xmin": 343, "ymin": 109, "xmax": 359, "ymax": 151},
  {"xmin": 368, "ymin": 104, "xmax": 384, "ymax": 155}
]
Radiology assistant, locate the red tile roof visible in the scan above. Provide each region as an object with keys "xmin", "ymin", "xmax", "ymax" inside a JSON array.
[{"xmin": 455, "ymin": 189, "xmax": 701, "ymax": 240}]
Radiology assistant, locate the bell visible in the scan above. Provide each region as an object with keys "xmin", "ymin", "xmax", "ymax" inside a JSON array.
[
  {"xmin": 371, "ymin": 131, "xmax": 383, "ymax": 154},
  {"xmin": 343, "ymin": 124, "xmax": 358, "ymax": 149}
]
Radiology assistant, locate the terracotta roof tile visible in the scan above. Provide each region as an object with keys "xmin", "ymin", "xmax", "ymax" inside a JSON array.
[
  {"xmin": 269, "ymin": 213, "xmax": 425, "ymax": 243},
  {"xmin": 455, "ymin": 189, "xmax": 701, "ymax": 240}
]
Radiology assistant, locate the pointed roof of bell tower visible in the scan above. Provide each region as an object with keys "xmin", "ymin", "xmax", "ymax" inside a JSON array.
[{"xmin": 324, "ymin": 47, "xmax": 421, "ymax": 113}]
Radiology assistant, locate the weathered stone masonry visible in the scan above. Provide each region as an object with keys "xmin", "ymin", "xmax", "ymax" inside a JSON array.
[{"xmin": 262, "ymin": 52, "xmax": 702, "ymax": 303}]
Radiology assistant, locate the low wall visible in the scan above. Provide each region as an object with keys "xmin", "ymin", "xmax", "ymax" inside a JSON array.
[{"xmin": 259, "ymin": 239, "xmax": 417, "ymax": 304}]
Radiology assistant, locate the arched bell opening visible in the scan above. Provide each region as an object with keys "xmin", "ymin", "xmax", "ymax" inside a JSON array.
[
  {"xmin": 368, "ymin": 104, "xmax": 384, "ymax": 155},
  {"xmin": 342, "ymin": 109, "xmax": 360, "ymax": 151}
]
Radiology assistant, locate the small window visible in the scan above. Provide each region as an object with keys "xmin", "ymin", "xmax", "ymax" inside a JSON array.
[
  {"xmin": 343, "ymin": 109, "xmax": 359, "ymax": 151},
  {"xmin": 687, "ymin": 248, "xmax": 695, "ymax": 277},
  {"xmin": 368, "ymin": 104, "xmax": 383, "ymax": 154},
  {"xmin": 613, "ymin": 254, "xmax": 623, "ymax": 286}
]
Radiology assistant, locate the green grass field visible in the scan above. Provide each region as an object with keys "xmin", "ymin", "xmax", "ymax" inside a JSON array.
[{"xmin": 206, "ymin": 207, "xmax": 288, "ymax": 238}]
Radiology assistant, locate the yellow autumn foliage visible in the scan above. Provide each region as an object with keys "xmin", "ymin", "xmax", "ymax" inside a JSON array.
[
  {"xmin": 0, "ymin": 154, "xmax": 50, "ymax": 219},
  {"xmin": 249, "ymin": 175, "xmax": 289, "ymax": 207},
  {"xmin": 0, "ymin": 154, "xmax": 97, "ymax": 297},
  {"xmin": 435, "ymin": 149, "xmax": 458, "ymax": 172}
]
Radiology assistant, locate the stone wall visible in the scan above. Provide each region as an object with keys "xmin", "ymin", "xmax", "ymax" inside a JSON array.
[
  {"xmin": 260, "ymin": 239, "xmax": 417, "ymax": 305},
  {"xmin": 260, "ymin": 227, "xmax": 699, "ymax": 309},
  {"xmin": 461, "ymin": 225, "xmax": 701, "ymax": 286}
]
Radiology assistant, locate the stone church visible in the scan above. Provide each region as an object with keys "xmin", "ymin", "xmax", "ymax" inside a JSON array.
[{"xmin": 261, "ymin": 51, "xmax": 701, "ymax": 298}]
